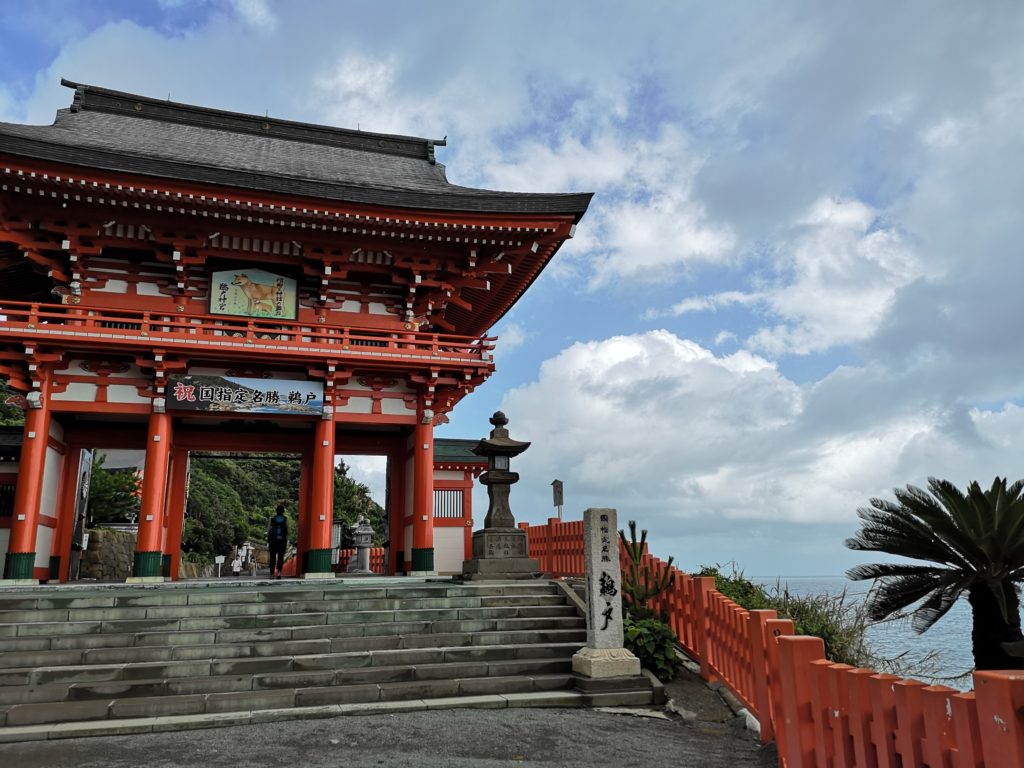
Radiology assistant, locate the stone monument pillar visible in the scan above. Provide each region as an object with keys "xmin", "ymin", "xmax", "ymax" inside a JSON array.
[
  {"xmin": 461, "ymin": 411, "xmax": 541, "ymax": 580},
  {"xmin": 346, "ymin": 514, "xmax": 376, "ymax": 574},
  {"xmin": 572, "ymin": 507, "xmax": 641, "ymax": 678}
]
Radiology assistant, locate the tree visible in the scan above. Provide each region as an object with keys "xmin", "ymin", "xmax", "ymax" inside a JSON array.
[
  {"xmin": 846, "ymin": 476, "xmax": 1024, "ymax": 671},
  {"xmin": 87, "ymin": 453, "xmax": 141, "ymax": 524},
  {"xmin": 179, "ymin": 455, "xmax": 384, "ymax": 557},
  {"xmin": 333, "ymin": 459, "xmax": 386, "ymax": 546}
]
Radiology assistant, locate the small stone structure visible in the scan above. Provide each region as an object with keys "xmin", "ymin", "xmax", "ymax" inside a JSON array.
[
  {"xmin": 461, "ymin": 412, "xmax": 541, "ymax": 580},
  {"xmin": 346, "ymin": 514, "xmax": 376, "ymax": 574},
  {"xmin": 571, "ymin": 508, "xmax": 641, "ymax": 678}
]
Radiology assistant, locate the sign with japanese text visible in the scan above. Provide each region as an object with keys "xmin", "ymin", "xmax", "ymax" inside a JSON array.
[
  {"xmin": 167, "ymin": 374, "xmax": 323, "ymax": 416},
  {"xmin": 209, "ymin": 268, "xmax": 297, "ymax": 320},
  {"xmin": 582, "ymin": 507, "xmax": 625, "ymax": 649}
]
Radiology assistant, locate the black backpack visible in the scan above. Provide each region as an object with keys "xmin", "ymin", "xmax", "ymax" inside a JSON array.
[{"xmin": 269, "ymin": 514, "xmax": 287, "ymax": 542}]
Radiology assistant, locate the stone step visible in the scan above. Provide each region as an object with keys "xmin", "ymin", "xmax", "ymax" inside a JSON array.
[
  {"xmin": 0, "ymin": 655, "xmax": 579, "ymax": 707},
  {"xmin": 0, "ymin": 582, "xmax": 561, "ymax": 612},
  {"xmin": 0, "ymin": 614, "xmax": 584, "ymax": 654},
  {"xmin": 0, "ymin": 669, "xmax": 585, "ymax": 727},
  {"xmin": 0, "ymin": 628, "xmax": 588, "ymax": 671},
  {"xmin": 0, "ymin": 592, "xmax": 570, "ymax": 625},
  {"xmin": 0, "ymin": 604, "xmax": 579, "ymax": 641},
  {"xmin": 0, "ymin": 642, "xmax": 585, "ymax": 689}
]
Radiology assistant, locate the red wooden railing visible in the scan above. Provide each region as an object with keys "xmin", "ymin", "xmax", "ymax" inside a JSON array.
[
  {"xmin": 336, "ymin": 547, "xmax": 386, "ymax": 573},
  {"xmin": 280, "ymin": 546, "xmax": 386, "ymax": 577},
  {"xmin": 0, "ymin": 300, "xmax": 494, "ymax": 365},
  {"xmin": 521, "ymin": 517, "xmax": 1024, "ymax": 767}
]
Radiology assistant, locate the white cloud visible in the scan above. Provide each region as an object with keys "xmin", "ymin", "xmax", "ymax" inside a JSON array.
[
  {"xmin": 662, "ymin": 197, "xmax": 927, "ymax": 356},
  {"xmin": 486, "ymin": 127, "xmax": 736, "ymax": 289},
  {"xmin": 495, "ymin": 322, "xmax": 527, "ymax": 353},
  {"xmin": 230, "ymin": 0, "xmax": 277, "ymax": 31},
  {"xmin": 338, "ymin": 455, "xmax": 387, "ymax": 507},
  {"xmin": 502, "ymin": 331, "xmax": 1024, "ymax": 539}
]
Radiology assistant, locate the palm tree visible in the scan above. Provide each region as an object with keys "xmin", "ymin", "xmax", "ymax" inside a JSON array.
[{"xmin": 845, "ymin": 476, "xmax": 1024, "ymax": 671}]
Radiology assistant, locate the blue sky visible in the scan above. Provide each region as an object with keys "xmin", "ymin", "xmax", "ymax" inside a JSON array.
[{"xmin": 4, "ymin": 0, "xmax": 1024, "ymax": 577}]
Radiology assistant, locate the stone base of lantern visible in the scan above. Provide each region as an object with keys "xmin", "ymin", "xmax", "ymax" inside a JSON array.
[
  {"xmin": 461, "ymin": 528, "xmax": 542, "ymax": 580},
  {"xmin": 571, "ymin": 646, "xmax": 641, "ymax": 678}
]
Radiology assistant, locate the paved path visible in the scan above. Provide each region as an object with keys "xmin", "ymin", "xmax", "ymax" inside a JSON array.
[
  {"xmin": 0, "ymin": 664, "xmax": 779, "ymax": 768},
  {"xmin": 0, "ymin": 706, "xmax": 776, "ymax": 768}
]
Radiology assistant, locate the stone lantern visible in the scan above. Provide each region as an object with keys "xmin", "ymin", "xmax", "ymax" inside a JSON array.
[
  {"xmin": 461, "ymin": 411, "xmax": 541, "ymax": 580},
  {"xmin": 345, "ymin": 513, "xmax": 376, "ymax": 574}
]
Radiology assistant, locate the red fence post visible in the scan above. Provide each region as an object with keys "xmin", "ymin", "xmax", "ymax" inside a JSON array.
[
  {"xmin": 921, "ymin": 685, "xmax": 958, "ymax": 768},
  {"xmin": 693, "ymin": 575, "xmax": 717, "ymax": 681},
  {"xmin": 893, "ymin": 679, "xmax": 927, "ymax": 767},
  {"xmin": 547, "ymin": 517, "xmax": 559, "ymax": 578},
  {"xmin": 951, "ymin": 691, "xmax": 984, "ymax": 768},
  {"xmin": 748, "ymin": 609, "xmax": 777, "ymax": 743},
  {"xmin": 845, "ymin": 668, "xmax": 880, "ymax": 768},
  {"xmin": 975, "ymin": 671, "xmax": 1024, "ymax": 768},
  {"xmin": 765, "ymin": 618, "xmax": 795, "ymax": 755},
  {"xmin": 868, "ymin": 674, "xmax": 901, "ymax": 768},
  {"xmin": 776, "ymin": 635, "xmax": 826, "ymax": 768}
]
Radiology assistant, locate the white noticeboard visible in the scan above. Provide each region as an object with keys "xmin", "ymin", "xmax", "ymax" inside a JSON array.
[{"xmin": 214, "ymin": 555, "xmax": 226, "ymax": 564}]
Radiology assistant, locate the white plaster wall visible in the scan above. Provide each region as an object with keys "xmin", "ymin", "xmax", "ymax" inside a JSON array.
[
  {"xmin": 367, "ymin": 302, "xmax": 390, "ymax": 316},
  {"xmin": 136, "ymin": 282, "xmax": 164, "ymax": 297},
  {"xmin": 53, "ymin": 382, "xmax": 98, "ymax": 402},
  {"xmin": 433, "ymin": 470, "xmax": 465, "ymax": 482},
  {"xmin": 92, "ymin": 280, "xmax": 129, "ymax": 293},
  {"xmin": 48, "ymin": 418, "xmax": 64, "ymax": 442},
  {"xmin": 381, "ymin": 398, "xmax": 414, "ymax": 415},
  {"xmin": 106, "ymin": 385, "xmax": 149, "ymax": 404},
  {"xmin": 40, "ymin": 445, "xmax": 63, "ymax": 518},
  {"xmin": 335, "ymin": 397, "xmax": 373, "ymax": 414},
  {"xmin": 34, "ymin": 525, "xmax": 53, "ymax": 569},
  {"xmin": 433, "ymin": 527, "xmax": 465, "ymax": 575}
]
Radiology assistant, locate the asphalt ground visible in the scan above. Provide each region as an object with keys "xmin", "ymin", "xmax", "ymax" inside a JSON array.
[{"xmin": 0, "ymin": 670, "xmax": 779, "ymax": 768}]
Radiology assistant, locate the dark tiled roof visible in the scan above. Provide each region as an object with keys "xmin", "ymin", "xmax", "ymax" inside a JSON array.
[
  {"xmin": 434, "ymin": 438, "xmax": 487, "ymax": 464},
  {"xmin": 0, "ymin": 81, "xmax": 592, "ymax": 218}
]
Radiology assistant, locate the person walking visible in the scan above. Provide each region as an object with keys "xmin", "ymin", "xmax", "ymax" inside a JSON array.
[{"xmin": 266, "ymin": 504, "xmax": 289, "ymax": 579}]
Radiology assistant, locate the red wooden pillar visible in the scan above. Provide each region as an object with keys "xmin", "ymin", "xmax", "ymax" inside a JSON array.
[
  {"xmin": 388, "ymin": 449, "xmax": 405, "ymax": 575},
  {"xmin": 306, "ymin": 417, "xmax": 335, "ymax": 576},
  {"xmin": 410, "ymin": 417, "xmax": 434, "ymax": 574},
  {"xmin": 131, "ymin": 409, "xmax": 171, "ymax": 579},
  {"xmin": 3, "ymin": 373, "xmax": 53, "ymax": 581},
  {"xmin": 163, "ymin": 448, "xmax": 189, "ymax": 580},
  {"xmin": 296, "ymin": 449, "xmax": 311, "ymax": 572},
  {"xmin": 52, "ymin": 445, "xmax": 83, "ymax": 582}
]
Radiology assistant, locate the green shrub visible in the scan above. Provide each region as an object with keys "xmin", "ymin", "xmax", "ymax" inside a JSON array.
[
  {"xmin": 624, "ymin": 614, "xmax": 680, "ymax": 681},
  {"xmin": 698, "ymin": 565, "xmax": 872, "ymax": 668},
  {"xmin": 182, "ymin": 551, "xmax": 212, "ymax": 566}
]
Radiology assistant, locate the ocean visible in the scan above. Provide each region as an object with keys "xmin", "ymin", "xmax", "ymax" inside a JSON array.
[{"xmin": 754, "ymin": 577, "xmax": 977, "ymax": 690}]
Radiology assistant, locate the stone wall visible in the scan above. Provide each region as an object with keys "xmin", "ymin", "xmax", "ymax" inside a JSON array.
[
  {"xmin": 179, "ymin": 559, "xmax": 215, "ymax": 579},
  {"xmin": 79, "ymin": 527, "xmax": 135, "ymax": 581}
]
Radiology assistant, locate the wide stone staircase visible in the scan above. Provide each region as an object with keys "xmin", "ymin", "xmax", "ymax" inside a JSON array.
[{"xmin": 0, "ymin": 579, "xmax": 659, "ymax": 741}]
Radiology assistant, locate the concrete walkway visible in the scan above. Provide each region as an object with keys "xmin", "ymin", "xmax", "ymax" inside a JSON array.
[{"xmin": 0, "ymin": 669, "xmax": 778, "ymax": 768}]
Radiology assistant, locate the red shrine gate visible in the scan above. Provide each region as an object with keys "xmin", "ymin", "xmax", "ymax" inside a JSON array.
[{"xmin": 0, "ymin": 80, "xmax": 590, "ymax": 582}]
